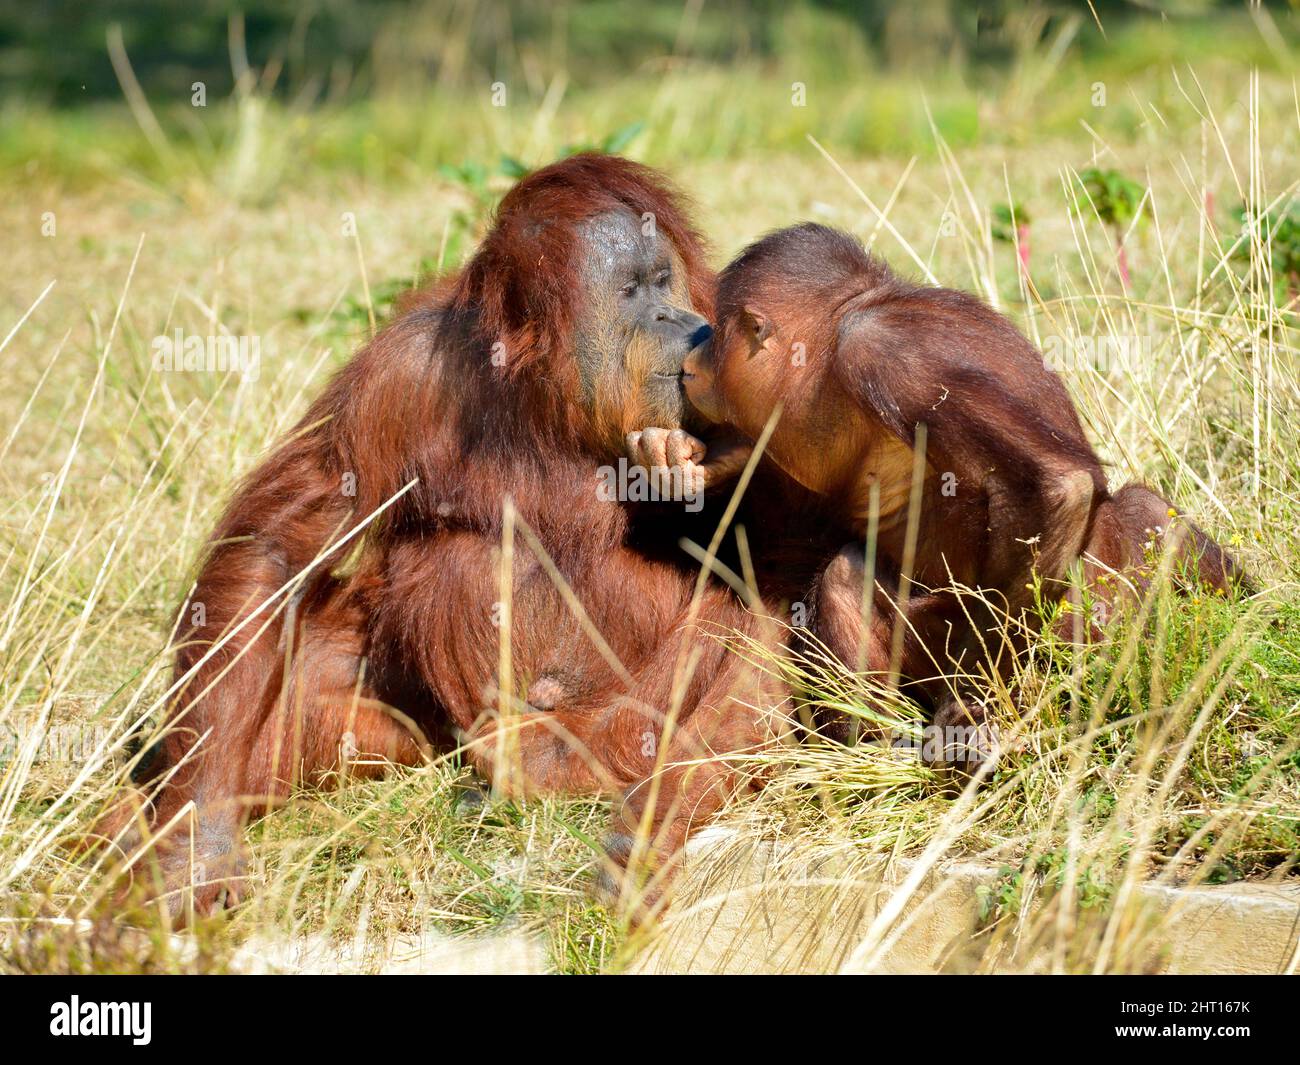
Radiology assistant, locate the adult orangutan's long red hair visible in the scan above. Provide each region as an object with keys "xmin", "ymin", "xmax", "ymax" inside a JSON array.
[{"xmin": 101, "ymin": 154, "xmax": 785, "ymax": 921}]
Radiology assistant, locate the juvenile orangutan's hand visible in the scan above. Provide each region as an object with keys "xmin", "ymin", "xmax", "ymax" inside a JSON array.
[{"xmin": 624, "ymin": 427, "xmax": 754, "ymax": 499}]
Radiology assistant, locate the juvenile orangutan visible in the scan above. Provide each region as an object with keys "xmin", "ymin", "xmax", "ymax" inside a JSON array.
[{"xmin": 628, "ymin": 223, "xmax": 1247, "ymax": 770}]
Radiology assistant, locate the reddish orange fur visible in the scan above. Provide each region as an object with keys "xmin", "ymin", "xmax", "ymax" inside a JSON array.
[
  {"xmin": 690, "ymin": 224, "xmax": 1248, "ymax": 747},
  {"xmin": 106, "ymin": 155, "xmax": 782, "ymax": 919}
]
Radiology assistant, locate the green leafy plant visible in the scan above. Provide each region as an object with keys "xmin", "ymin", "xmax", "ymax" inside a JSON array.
[
  {"xmin": 1230, "ymin": 200, "xmax": 1300, "ymax": 311},
  {"xmin": 435, "ymin": 124, "xmax": 645, "ymax": 244},
  {"xmin": 1077, "ymin": 167, "xmax": 1146, "ymax": 290},
  {"xmin": 437, "ymin": 155, "xmax": 533, "ymax": 202},
  {"xmin": 556, "ymin": 121, "xmax": 646, "ymax": 160},
  {"xmin": 992, "ymin": 199, "xmax": 1032, "ymax": 281},
  {"xmin": 437, "ymin": 123, "xmax": 644, "ymax": 201}
]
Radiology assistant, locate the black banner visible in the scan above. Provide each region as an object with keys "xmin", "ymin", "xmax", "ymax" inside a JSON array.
[{"xmin": 0, "ymin": 974, "xmax": 1292, "ymax": 1052}]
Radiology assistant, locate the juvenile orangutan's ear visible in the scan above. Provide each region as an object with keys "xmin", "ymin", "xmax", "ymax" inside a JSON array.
[{"xmin": 742, "ymin": 306, "xmax": 773, "ymax": 353}]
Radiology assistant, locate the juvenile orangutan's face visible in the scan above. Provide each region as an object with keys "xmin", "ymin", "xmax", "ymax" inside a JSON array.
[
  {"xmin": 574, "ymin": 209, "xmax": 713, "ymax": 443},
  {"xmin": 682, "ymin": 301, "xmax": 781, "ymax": 440}
]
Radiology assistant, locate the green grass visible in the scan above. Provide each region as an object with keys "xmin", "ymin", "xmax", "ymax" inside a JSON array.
[
  {"xmin": 1, "ymin": 10, "xmax": 1298, "ymax": 973},
  {"xmin": 4, "ymin": 8, "xmax": 1297, "ymax": 194}
]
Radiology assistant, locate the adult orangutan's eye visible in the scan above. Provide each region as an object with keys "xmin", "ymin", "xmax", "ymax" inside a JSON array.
[
  {"xmin": 653, "ymin": 269, "xmax": 671, "ymax": 288},
  {"xmin": 620, "ymin": 280, "xmax": 638, "ymax": 298}
]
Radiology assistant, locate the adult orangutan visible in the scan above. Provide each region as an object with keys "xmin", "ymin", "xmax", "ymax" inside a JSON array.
[{"xmin": 104, "ymin": 154, "xmax": 785, "ymax": 920}]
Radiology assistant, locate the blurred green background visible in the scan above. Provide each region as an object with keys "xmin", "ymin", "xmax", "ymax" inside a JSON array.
[
  {"xmin": 2, "ymin": 1, "xmax": 1296, "ymax": 104},
  {"xmin": 2, "ymin": 0, "xmax": 1297, "ymax": 189}
]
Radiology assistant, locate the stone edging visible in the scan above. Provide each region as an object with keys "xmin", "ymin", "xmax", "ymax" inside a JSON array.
[{"xmin": 634, "ymin": 832, "xmax": 1300, "ymax": 974}]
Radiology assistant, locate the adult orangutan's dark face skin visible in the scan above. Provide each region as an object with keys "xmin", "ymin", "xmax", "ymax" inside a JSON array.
[{"xmin": 574, "ymin": 209, "xmax": 713, "ymax": 435}]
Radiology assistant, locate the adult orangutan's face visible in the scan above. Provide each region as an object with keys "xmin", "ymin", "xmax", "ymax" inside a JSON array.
[{"xmin": 574, "ymin": 209, "xmax": 713, "ymax": 443}]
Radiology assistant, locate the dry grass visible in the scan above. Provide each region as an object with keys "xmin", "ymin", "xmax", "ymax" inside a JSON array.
[{"xmin": 1, "ymin": 35, "xmax": 1297, "ymax": 972}]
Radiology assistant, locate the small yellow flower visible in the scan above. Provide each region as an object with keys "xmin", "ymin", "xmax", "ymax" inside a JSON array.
[{"xmin": 1166, "ymin": 508, "xmax": 1177, "ymax": 518}]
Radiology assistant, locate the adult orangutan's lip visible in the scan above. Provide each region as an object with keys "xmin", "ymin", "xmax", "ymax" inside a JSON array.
[{"xmin": 651, "ymin": 371, "xmax": 684, "ymax": 380}]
